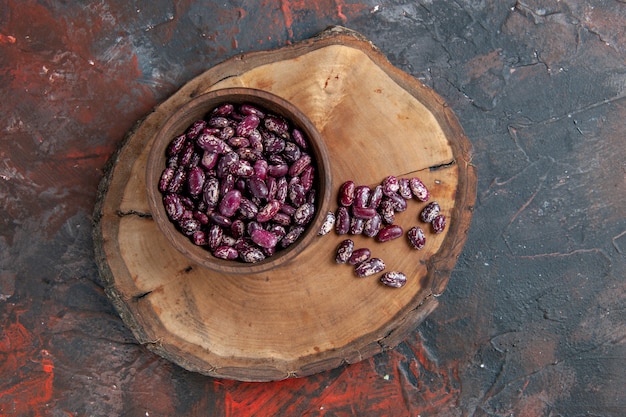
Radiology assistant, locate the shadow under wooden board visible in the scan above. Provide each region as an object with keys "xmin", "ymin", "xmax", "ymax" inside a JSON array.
[{"xmin": 93, "ymin": 26, "xmax": 477, "ymax": 382}]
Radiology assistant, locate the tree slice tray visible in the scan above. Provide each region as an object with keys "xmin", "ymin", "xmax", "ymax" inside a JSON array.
[{"xmin": 93, "ymin": 26, "xmax": 476, "ymax": 382}]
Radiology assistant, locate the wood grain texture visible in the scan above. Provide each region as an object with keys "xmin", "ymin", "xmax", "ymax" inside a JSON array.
[{"xmin": 93, "ymin": 26, "xmax": 476, "ymax": 381}]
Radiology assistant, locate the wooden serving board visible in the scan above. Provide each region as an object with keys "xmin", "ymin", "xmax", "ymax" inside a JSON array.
[{"xmin": 93, "ymin": 26, "xmax": 476, "ymax": 381}]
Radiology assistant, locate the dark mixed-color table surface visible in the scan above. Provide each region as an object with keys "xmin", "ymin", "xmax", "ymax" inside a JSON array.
[{"xmin": 1, "ymin": 1, "xmax": 625, "ymax": 416}]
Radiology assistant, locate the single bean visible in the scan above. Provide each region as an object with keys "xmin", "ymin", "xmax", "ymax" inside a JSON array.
[
  {"xmin": 280, "ymin": 226, "xmax": 304, "ymax": 248},
  {"xmin": 376, "ymin": 224, "xmax": 403, "ymax": 242},
  {"xmin": 251, "ymin": 229, "xmax": 279, "ymax": 249},
  {"xmin": 420, "ymin": 201, "xmax": 440, "ymax": 223},
  {"xmin": 349, "ymin": 217, "xmax": 364, "ymax": 235},
  {"xmin": 163, "ymin": 194, "xmax": 184, "ymax": 221},
  {"xmin": 407, "ymin": 226, "xmax": 426, "ymax": 249},
  {"xmin": 335, "ymin": 239, "xmax": 355, "ymax": 264},
  {"xmin": 167, "ymin": 134, "xmax": 187, "ymax": 157},
  {"xmin": 409, "ymin": 177, "xmax": 429, "ymax": 202},
  {"xmin": 354, "ymin": 258, "xmax": 385, "ymax": 277},
  {"xmin": 236, "ymin": 114, "xmax": 260, "ymax": 137},
  {"xmin": 363, "ymin": 213, "xmax": 382, "ymax": 237},
  {"xmin": 339, "ymin": 181, "xmax": 355, "ymax": 207},
  {"xmin": 381, "ymin": 175, "xmax": 399, "ymax": 196},
  {"xmin": 354, "ymin": 185, "xmax": 371, "ymax": 208},
  {"xmin": 257, "ymin": 200, "xmax": 281, "ymax": 223},
  {"xmin": 335, "ymin": 206, "xmax": 351, "ymax": 234},
  {"xmin": 185, "ymin": 120, "xmax": 206, "ymax": 140},
  {"xmin": 159, "ymin": 167, "xmax": 175, "ymax": 192},
  {"xmin": 352, "ymin": 206, "xmax": 377, "ymax": 220},
  {"xmin": 348, "ymin": 248, "xmax": 371, "ymax": 265},
  {"xmin": 212, "ymin": 103, "xmax": 234, "ymax": 117},
  {"xmin": 398, "ymin": 178, "xmax": 412, "ymax": 199},
  {"xmin": 432, "ymin": 214, "xmax": 446, "ymax": 233},
  {"xmin": 294, "ymin": 202, "xmax": 315, "ymax": 226},
  {"xmin": 380, "ymin": 271, "xmax": 407, "ymax": 288},
  {"xmin": 186, "ymin": 166, "xmax": 205, "ymax": 196},
  {"xmin": 213, "ymin": 245, "xmax": 239, "ymax": 260},
  {"xmin": 318, "ymin": 211, "xmax": 336, "ymax": 235}
]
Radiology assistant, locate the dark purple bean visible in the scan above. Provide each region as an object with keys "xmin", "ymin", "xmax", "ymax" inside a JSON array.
[
  {"xmin": 251, "ymin": 229, "xmax": 279, "ymax": 249},
  {"xmin": 379, "ymin": 199, "xmax": 395, "ymax": 224},
  {"xmin": 381, "ymin": 175, "xmax": 400, "ymax": 196},
  {"xmin": 280, "ymin": 226, "xmax": 304, "ymax": 248},
  {"xmin": 179, "ymin": 195, "xmax": 194, "ymax": 210},
  {"xmin": 272, "ymin": 212, "xmax": 292, "ymax": 226},
  {"xmin": 354, "ymin": 257, "xmax": 385, "ymax": 277},
  {"xmin": 335, "ymin": 206, "xmax": 350, "ymax": 235},
  {"xmin": 349, "ymin": 217, "xmax": 364, "ymax": 235},
  {"xmin": 230, "ymin": 219, "xmax": 246, "ymax": 239},
  {"xmin": 213, "ymin": 245, "xmax": 239, "ymax": 260},
  {"xmin": 219, "ymin": 173, "xmax": 235, "ymax": 196},
  {"xmin": 163, "ymin": 194, "xmax": 184, "ymax": 221},
  {"xmin": 352, "ymin": 206, "xmax": 377, "ymax": 220},
  {"xmin": 209, "ymin": 116, "xmax": 230, "ymax": 128},
  {"xmin": 339, "ymin": 181, "xmax": 355, "ymax": 207},
  {"xmin": 186, "ymin": 120, "xmax": 207, "ymax": 140},
  {"xmin": 247, "ymin": 221, "xmax": 262, "ymax": 236},
  {"xmin": 192, "ymin": 230, "xmax": 208, "ymax": 246},
  {"xmin": 216, "ymin": 151, "xmax": 239, "ymax": 178},
  {"xmin": 318, "ymin": 211, "xmax": 335, "ymax": 235},
  {"xmin": 228, "ymin": 136, "xmax": 250, "ymax": 148},
  {"xmin": 291, "ymin": 128, "xmax": 308, "ymax": 149},
  {"xmin": 240, "ymin": 104, "xmax": 265, "ymax": 118},
  {"xmin": 398, "ymin": 178, "xmax": 412, "ymax": 199},
  {"xmin": 276, "ymin": 176, "xmax": 289, "ymax": 203},
  {"xmin": 282, "ymin": 141, "xmax": 301, "ymax": 162},
  {"xmin": 208, "ymin": 225, "xmax": 223, "ymax": 250},
  {"xmin": 212, "ymin": 103, "xmax": 234, "ymax": 117},
  {"xmin": 288, "ymin": 153, "xmax": 311, "ymax": 177},
  {"xmin": 280, "ymin": 203, "xmax": 296, "ymax": 216},
  {"xmin": 294, "ymin": 202, "xmax": 315, "ymax": 226},
  {"xmin": 159, "ymin": 167, "xmax": 175, "ymax": 192},
  {"xmin": 236, "ymin": 114, "xmax": 260, "ymax": 137},
  {"xmin": 268, "ymin": 163, "xmax": 289, "ymax": 177},
  {"xmin": 380, "ymin": 271, "xmax": 407, "ymax": 288},
  {"xmin": 238, "ymin": 197, "xmax": 259, "ymax": 219},
  {"xmin": 219, "ymin": 189, "xmax": 242, "ymax": 217},
  {"xmin": 407, "ymin": 226, "xmax": 426, "ymax": 249},
  {"xmin": 230, "ymin": 159, "xmax": 255, "ymax": 177},
  {"xmin": 409, "ymin": 177, "xmax": 429, "ymax": 202},
  {"xmin": 179, "ymin": 218, "xmax": 201, "ymax": 236},
  {"xmin": 209, "ymin": 212, "xmax": 232, "ymax": 228},
  {"xmin": 387, "ymin": 192, "xmax": 408, "ymax": 212},
  {"xmin": 219, "ymin": 126, "xmax": 235, "ymax": 141},
  {"xmin": 167, "ymin": 167, "xmax": 186, "ymax": 193},
  {"xmin": 248, "ymin": 129, "xmax": 264, "ymax": 151},
  {"xmin": 257, "ymin": 200, "xmax": 281, "ymax": 223},
  {"xmin": 264, "ymin": 114, "xmax": 289, "ymax": 138},
  {"xmin": 420, "ymin": 201, "xmax": 441, "ymax": 223},
  {"xmin": 178, "ymin": 142, "xmax": 195, "ymax": 167},
  {"xmin": 348, "ymin": 248, "xmax": 371, "ymax": 265},
  {"xmin": 300, "ymin": 165, "xmax": 315, "ymax": 192},
  {"xmin": 376, "ymin": 224, "xmax": 403, "ymax": 242},
  {"xmin": 200, "ymin": 151, "xmax": 219, "ymax": 170},
  {"xmin": 193, "ymin": 210, "xmax": 209, "ymax": 225},
  {"xmin": 203, "ymin": 177, "xmax": 220, "ymax": 207},
  {"xmin": 368, "ymin": 185, "xmax": 384, "ymax": 209},
  {"xmin": 197, "ymin": 133, "xmax": 231, "ymax": 154},
  {"xmin": 432, "ymin": 214, "xmax": 446, "ymax": 233},
  {"xmin": 253, "ymin": 159, "xmax": 268, "ymax": 180},
  {"xmin": 363, "ymin": 213, "xmax": 382, "ymax": 237},
  {"xmin": 248, "ymin": 176, "xmax": 268, "ymax": 200},
  {"xmin": 237, "ymin": 147, "xmax": 263, "ymax": 161},
  {"xmin": 186, "ymin": 166, "xmax": 205, "ymax": 196},
  {"xmin": 267, "ymin": 224, "xmax": 287, "ymax": 239},
  {"xmin": 167, "ymin": 134, "xmax": 187, "ymax": 157},
  {"xmin": 354, "ymin": 186, "xmax": 371, "ymax": 208},
  {"xmin": 266, "ymin": 176, "xmax": 278, "ymax": 200},
  {"xmin": 288, "ymin": 181, "xmax": 306, "ymax": 206},
  {"xmin": 335, "ymin": 239, "xmax": 354, "ymax": 264}
]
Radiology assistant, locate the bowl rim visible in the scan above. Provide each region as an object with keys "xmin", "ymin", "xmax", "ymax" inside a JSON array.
[{"xmin": 145, "ymin": 87, "xmax": 332, "ymax": 274}]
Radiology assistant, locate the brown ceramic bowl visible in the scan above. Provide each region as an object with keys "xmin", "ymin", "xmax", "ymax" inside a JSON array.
[{"xmin": 146, "ymin": 88, "xmax": 332, "ymax": 274}]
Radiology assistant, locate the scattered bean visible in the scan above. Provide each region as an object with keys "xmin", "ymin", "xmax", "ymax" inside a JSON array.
[
  {"xmin": 335, "ymin": 239, "xmax": 355, "ymax": 264},
  {"xmin": 380, "ymin": 271, "xmax": 407, "ymax": 288}
]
